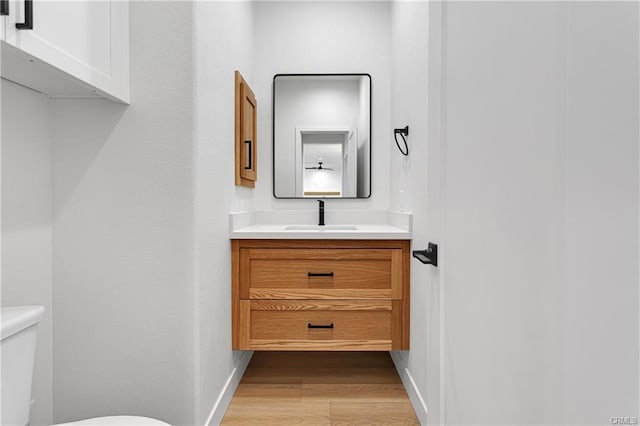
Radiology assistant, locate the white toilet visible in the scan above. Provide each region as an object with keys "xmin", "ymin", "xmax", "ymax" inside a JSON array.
[{"xmin": 1, "ymin": 306, "xmax": 171, "ymax": 426}]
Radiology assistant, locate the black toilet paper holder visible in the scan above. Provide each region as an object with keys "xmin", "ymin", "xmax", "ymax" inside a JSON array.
[{"xmin": 412, "ymin": 242, "xmax": 438, "ymax": 267}]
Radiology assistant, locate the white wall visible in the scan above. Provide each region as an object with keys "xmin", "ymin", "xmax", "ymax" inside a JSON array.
[
  {"xmin": 435, "ymin": 2, "xmax": 639, "ymax": 424},
  {"xmin": 563, "ymin": 3, "xmax": 639, "ymax": 423},
  {"xmin": 0, "ymin": 3, "xmax": 257, "ymax": 425},
  {"xmin": 442, "ymin": 4, "xmax": 566, "ymax": 423},
  {"xmin": 388, "ymin": 0, "xmax": 433, "ymax": 423},
  {"xmin": 192, "ymin": 1, "xmax": 255, "ymax": 424},
  {"xmin": 1, "ymin": 80, "xmax": 54, "ymax": 426},
  {"xmin": 3, "ymin": 3, "xmax": 257, "ymax": 425},
  {"xmin": 52, "ymin": 2, "xmax": 195, "ymax": 424},
  {"xmin": 253, "ymin": 1, "xmax": 391, "ymax": 210}
]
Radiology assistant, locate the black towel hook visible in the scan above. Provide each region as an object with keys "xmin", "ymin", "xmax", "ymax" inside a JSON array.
[{"xmin": 394, "ymin": 125, "xmax": 409, "ymax": 156}]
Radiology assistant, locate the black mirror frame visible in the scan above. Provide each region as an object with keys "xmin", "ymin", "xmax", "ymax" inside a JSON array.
[{"xmin": 272, "ymin": 73, "xmax": 372, "ymax": 199}]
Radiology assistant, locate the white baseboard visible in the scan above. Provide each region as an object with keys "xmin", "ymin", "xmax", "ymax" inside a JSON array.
[
  {"xmin": 390, "ymin": 351, "xmax": 428, "ymax": 425},
  {"xmin": 205, "ymin": 350, "xmax": 254, "ymax": 426}
]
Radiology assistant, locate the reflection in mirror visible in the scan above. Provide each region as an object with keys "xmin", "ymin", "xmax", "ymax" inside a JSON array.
[{"xmin": 273, "ymin": 74, "xmax": 371, "ymax": 198}]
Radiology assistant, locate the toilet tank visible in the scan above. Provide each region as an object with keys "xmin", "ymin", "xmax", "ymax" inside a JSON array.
[{"xmin": 1, "ymin": 306, "xmax": 45, "ymax": 426}]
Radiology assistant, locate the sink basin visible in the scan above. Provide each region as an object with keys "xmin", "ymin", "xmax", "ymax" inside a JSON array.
[{"xmin": 284, "ymin": 225, "xmax": 359, "ymax": 231}]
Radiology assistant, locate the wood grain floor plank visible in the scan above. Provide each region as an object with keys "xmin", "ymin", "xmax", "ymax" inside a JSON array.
[
  {"xmin": 330, "ymin": 402, "xmax": 420, "ymax": 425},
  {"xmin": 240, "ymin": 368, "xmax": 305, "ymax": 384},
  {"xmin": 222, "ymin": 352, "xmax": 418, "ymax": 424},
  {"xmin": 222, "ymin": 402, "xmax": 331, "ymax": 425},
  {"xmin": 302, "ymin": 383, "xmax": 409, "ymax": 402},
  {"xmin": 301, "ymin": 367, "xmax": 402, "ymax": 384},
  {"xmin": 233, "ymin": 383, "xmax": 302, "ymax": 401},
  {"xmin": 247, "ymin": 351, "xmax": 395, "ymax": 369},
  {"xmin": 242, "ymin": 367, "xmax": 401, "ymax": 384}
]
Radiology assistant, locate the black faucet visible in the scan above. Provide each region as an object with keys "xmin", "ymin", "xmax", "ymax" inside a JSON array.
[{"xmin": 317, "ymin": 200, "xmax": 325, "ymax": 226}]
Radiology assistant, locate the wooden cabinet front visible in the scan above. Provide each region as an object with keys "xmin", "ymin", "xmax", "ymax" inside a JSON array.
[
  {"xmin": 232, "ymin": 240, "xmax": 410, "ymax": 351},
  {"xmin": 235, "ymin": 71, "xmax": 257, "ymax": 187},
  {"xmin": 242, "ymin": 247, "xmax": 403, "ymax": 300}
]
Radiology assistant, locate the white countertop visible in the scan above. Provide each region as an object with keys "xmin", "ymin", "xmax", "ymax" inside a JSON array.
[
  {"xmin": 230, "ymin": 223, "xmax": 411, "ymax": 240},
  {"xmin": 229, "ymin": 211, "xmax": 412, "ymax": 240}
]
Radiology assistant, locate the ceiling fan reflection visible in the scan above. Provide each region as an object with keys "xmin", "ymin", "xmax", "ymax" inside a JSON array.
[{"xmin": 305, "ymin": 161, "xmax": 334, "ymax": 171}]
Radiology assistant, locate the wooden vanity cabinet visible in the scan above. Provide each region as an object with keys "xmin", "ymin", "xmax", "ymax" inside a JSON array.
[{"xmin": 232, "ymin": 239, "xmax": 410, "ymax": 351}]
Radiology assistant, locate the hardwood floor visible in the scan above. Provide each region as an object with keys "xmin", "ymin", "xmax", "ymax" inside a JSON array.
[{"xmin": 222, "ymin": 352, "xmax": 419, "ymax": 425}]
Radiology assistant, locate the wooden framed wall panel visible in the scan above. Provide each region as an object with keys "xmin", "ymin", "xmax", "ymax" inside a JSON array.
[{"xmin": 235, "ymin": 71, "xmax": 257, "ymax": 188}]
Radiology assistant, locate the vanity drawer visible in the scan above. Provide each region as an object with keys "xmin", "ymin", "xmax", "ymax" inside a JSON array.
[
  {"xmin": 237, "ymin": 300, "xmax": 401, "ymax": 350},
  {"xmin": 241, "ymin": 248, "xmax": 403, "ymax": 299}
]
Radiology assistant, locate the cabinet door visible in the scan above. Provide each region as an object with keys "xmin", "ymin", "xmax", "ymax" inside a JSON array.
[
  {"xmin": 7, "ymin": 0, "xmax": 129, "ymax": 102},
  {"xmin": 235, "ymin": 71, "xmax": 257, "ymax": 187},
  {"xmin": 240, "ymin": 82, "xmax": 257, "ymax": 181},
  {"xmin": 1, "ymin": 0, "xmax": 18, "ymax": 42}
]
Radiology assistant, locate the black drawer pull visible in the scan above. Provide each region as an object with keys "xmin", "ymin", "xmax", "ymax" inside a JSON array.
[
  {"xmin": 308, "ymin": 272, "xmax": 334, "ymax": 277},
  {"xmin": 244, "ymin": 140, "xmax": 252, "ymax": 170},
  {"xmin": 16, "ymin": 0, "xmax": 32, "ymax": 29},
  {"xmin": 308, "ymin": 323, "xmax": 334, "ymax": 329},
  {"xmin": 1, "ymin": 0, "xmax": 9, "ymax": 16}
]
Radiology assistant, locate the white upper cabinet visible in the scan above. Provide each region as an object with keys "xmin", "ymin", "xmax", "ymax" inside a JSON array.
[
  {"xmin": 0, "ymin": 2, "xmax": 6, "ymax": 41},
  {"xmin": 1, "ymin": 0, "xmax": 129, "ymax": 103}
]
